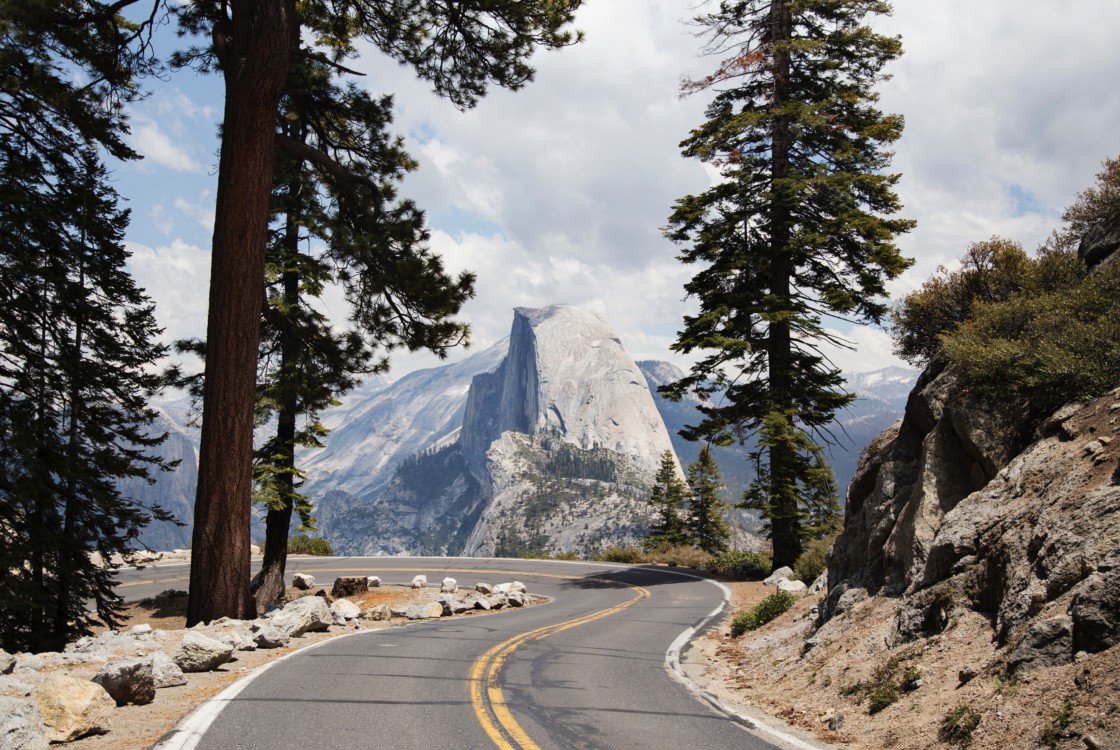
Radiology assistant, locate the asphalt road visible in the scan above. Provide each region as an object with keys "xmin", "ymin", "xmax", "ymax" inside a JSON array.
[{"xmin": 120, "ymin": 558, "xmax": 795, "ymax": 750}]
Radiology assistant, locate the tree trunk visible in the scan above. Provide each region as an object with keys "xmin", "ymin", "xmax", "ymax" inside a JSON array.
[
  {"xmin": 251, "ymin": 209, "xmax": 301, "ymax": 612},
  {"xmin": 767, "ymin": 0, "xmax": 801, "ymax": 569},
  {"xmin": 188, "ymin": 0, "xmax": 297, "ymax": 626}
]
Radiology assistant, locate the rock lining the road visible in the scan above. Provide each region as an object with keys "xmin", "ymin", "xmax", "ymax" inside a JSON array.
[{"xmin": 0, "ymin": 579, "xmax": 542, "ymax": 747}]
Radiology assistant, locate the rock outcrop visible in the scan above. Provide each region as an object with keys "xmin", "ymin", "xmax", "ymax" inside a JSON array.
[
  {"xmin": 311, "ymin": 305, "xmax": 681, "ymax": 557},
  {"xmin": 825, "ymin": 358, "xmax": 1120, "ymax": 671}
]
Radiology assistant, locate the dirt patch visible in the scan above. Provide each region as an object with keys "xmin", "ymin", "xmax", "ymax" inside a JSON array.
[{"xmin": 694, "ymin": 581, "xmax": 1120, "ymax": 749}]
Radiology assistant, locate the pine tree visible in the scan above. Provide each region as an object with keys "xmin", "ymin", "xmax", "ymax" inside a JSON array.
[
  {"xmin": 661, "ymin": 0, "xmax": 913, "ymax": 568},
  {"xmin": 165, "ymin": 0, "xmax": 583, "ymax": 623},
  {"xmin": 686, "ymin": 446, "xmax": 731, "ymax": 555},
  {"xmin": 0, "ymin": 149, "xmax": 172, "ymax": 652},
  {"xmin": 644, "ymin": 450, "xmax": 692, "ymax": 551}
]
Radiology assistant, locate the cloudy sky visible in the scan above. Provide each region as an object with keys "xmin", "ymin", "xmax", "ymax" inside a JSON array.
[{"xmin": 118, "ymin": 0, "xmax": 1120, "ymax": 382}]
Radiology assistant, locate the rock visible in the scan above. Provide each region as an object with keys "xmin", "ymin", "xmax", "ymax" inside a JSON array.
[
  {"xmin": 508, "ymin": 581, "xmax": 527, "ymax": 594},
  {"xmin": 362, "ymin": 605, "xmax": 392, "ymax": 622},
  {"xmin": 475, "ymin": 582, "xmax": 493, "ymax": 595},
  {"xmin": 404, "ymin": 602, "xmax": 444, "ymax": 620},
  {"xmin": 173, "ymin": 632, "xmax": 236, "ymax": 673},
  {"xmin": 0, "ymin": 676, "xmax": 34, "ymax": 697},
  {"xmin": 493, "ymin": 582, "xmax": 512, "ymax": 595},
  {"xmin": 827, "ymin": 714, "xmax": 844, "ymax": 732},
  {"xmin": 127, "ymin": 624, "xmax": 152, "ymax": 636},
  {"xmin": 1007, "ymin": 616, "xmax": 1074, "ymax": 674},
  {"xmin": 330, "ymin": 598, "xmax": 362, "ymax": 624},
  {"xmin": 0, "ymin": 649, "xmax": 14, "ymax": 675},
  {"xmin": 33, "ymin": 675, "xmax": 114, "ymax": 743},
  {"xmin": 269, "ymin": 596, "xmax": 333, "ymax": 637},
  {"xmin": 411, "ymin": 575, "xmax": 428, "ymax": 589},
  {"xmin": 149, "ymin": 652, "xmax": 187, "ymax": 688},
  {"xmin": 331, "ymin": 576, "xmax": 368, "ymax": 598},
  {"xmin": 488, "ymin": 593, "xmax": 508, "ymax": 610},
  {"xmin": 472, "ymin": 596, "xmax": 492, "ymax": 611},
  {"xmin": 958, "ymin": 666, "xmax": 979, "ymax": 685},
  {"xmin": 807, "ymin": 571, "xmax": 828, "ymax": 595},
  {"xmin": 13, "ymin": 655, "xmax": 43, "ymax": 673},
  {"xmin": 507, "ymin": 592, "xmax": 526, "ymax": 607},
  {"xmin": 764, "ymin": 567, "xmax": 794, "ymax": 586},
  {"xmin": 441, "ymin": 577, "xmax": 458, "ymax": 593},
  {"xmin": 92, "ymin": 658, "xmax": 155, "ymax": 706},
  {"xmin": 252, "ymin": 625, "xmax": 290, "ymax": 650},
  {"xmin": 777, "ymin": 579, "xmax": 808, "ymax": 596},
  {"xmin": 1078, "ymin": 208, "xmax": 1120, "ymax": 270},
  {"xmin": 1070, "ymin": 551, "xmax": 1120, "ymax": 653},
  {"xmin": 0, "ymin": 696, "xmax": 49, "ymax": 750},
  {"xmin": 366, "ymin": 576, "xmax": 381, "ymax": 588},
  {"xmin": 292, "ymin": 573, "xmax": 315, "ymax": 590}
]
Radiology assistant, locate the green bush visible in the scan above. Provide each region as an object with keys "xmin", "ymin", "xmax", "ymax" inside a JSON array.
[
  {"xmin": 704, "ymin": 549, "xmax": 773, "ymax": 579},
  {"xmin": 939, "ymin": 704, "xmax": 982, "ymax": 746},
  {"xmin": 944, "ymin": 264, "xmax": 1120, "ymax": 415},
  {"xmin": 596, "ymin": 545, "xmax": 646, "ymax": 564},
  {"xmin": 729, "ymin": 590, "xmax": 798, "ymax": 636},
  {"xmin": 1039, "ymin": 700, "xmax": 1079, "ymax": 748},
  {"xmin": 287, "ymin": 535, "xmax": 333, "ymax": 556},
  {"xmin": 793, "ymin": 533, "xmax": 836, "ymax": 584},
  {"xmin": 867, "ymin": 684, "xmax": 899, "ymax": 714},
  {"xmin": 646, "ymin": 545, "xmax": 711, "ymax": 569}
]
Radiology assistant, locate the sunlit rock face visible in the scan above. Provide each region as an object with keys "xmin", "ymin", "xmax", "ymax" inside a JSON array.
[{"xmin": 312, "ymin": 305, "xmax": 679, "ymax": 557}]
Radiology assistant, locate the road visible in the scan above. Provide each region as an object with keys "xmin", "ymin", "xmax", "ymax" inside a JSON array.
[{"xmin": 119, "ymin": 558, "xmax": 798, "ymax": 750}]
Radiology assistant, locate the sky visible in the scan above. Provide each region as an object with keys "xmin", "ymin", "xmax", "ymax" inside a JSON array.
[{"xmin": 117, "ymin": 0, "xmax": 1120, "ymax": 383}]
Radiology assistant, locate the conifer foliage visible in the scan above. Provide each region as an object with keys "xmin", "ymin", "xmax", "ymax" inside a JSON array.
[
  {"xmin": 662, "ymin": 0, "xmax": 913, "ymax": 567},
  {"xmin": 686, "ymin": 446, "xmax": 732, "ymax": 554},
  {"xmin": 0, "ymin": 9, "xmax": 170, "ymax": 652},
  {"xmin": 644, "ymin": 451, "xmax": 692, "ymax": 550}
]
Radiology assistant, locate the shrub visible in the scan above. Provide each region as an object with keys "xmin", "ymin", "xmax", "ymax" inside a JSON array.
[
  {"xmin": 646, "ymin": 545, "xmax": 711, "ymax": 569},
  {"xmin": 1040, "ymin": 700, "xmax": 1079, "ymax": 748},
  {"xmin": 704, "ymin": 549, "xmax": 773, "ymax": 579},
  {"xmin": 939, "ymin": 704, "xmax": 982, "ymax": 746},
  {"xmin": 596, "ymin": 545, "xmax": 646, "ymax": 564},
  {"xmin": 793, "ymin": 533, "xmax": 836, "ymax": 584},
  {"xmin": 867, "ymin": 684, "xmax": 899, "ymax": 714},
  {"xmin": 729, "ymin": 590, "xmax": 798, "ymax": 636},
  {"xmin": 944, "ymin": 264, "xmax": 1120, "ymax": 415},
  {"xmin": 287, "ymin": 535, "xmax": 333, "ymax": 556}
]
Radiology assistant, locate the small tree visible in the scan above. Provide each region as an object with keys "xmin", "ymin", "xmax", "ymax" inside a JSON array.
[
  {"xmin": 686, "ymin": 446, "xmax": 731, "ymax": 554},
  {"xmin": 644, "ymin": 450, "xmax": 692, "ymax": 550}
]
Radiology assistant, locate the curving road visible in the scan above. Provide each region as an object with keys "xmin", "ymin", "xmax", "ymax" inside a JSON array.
[{"xmin": 120, "ymin": 558, "xmax": 798, "ymax": 750}]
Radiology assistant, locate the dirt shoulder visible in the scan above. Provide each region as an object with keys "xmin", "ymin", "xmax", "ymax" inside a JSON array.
[{"xmin": 693, "ymin": 581, "xmax": 1120, "ymax": 750}]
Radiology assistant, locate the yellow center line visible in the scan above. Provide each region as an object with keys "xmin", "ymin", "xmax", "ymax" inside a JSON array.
[{"xmin": 469, "ymin": 578, "xmax": 651, "ymax": 750}]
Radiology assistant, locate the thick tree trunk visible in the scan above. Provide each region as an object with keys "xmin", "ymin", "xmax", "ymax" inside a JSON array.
[
  {"xmin": 767, "ymin": 0, "xmax": 801, "ymax": 569},
  {"xmin": 188, "ymin": 1, "xmax": 297, "ymax": 626}
]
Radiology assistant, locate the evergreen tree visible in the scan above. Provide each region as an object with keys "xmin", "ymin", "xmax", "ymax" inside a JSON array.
[
  {"xmin": 0, "ymin": 148, "xmax": 171, "ymax": 652},
  {"xmin": 0, "ymin": 5, "xmax": 171, "ymax": 653},
  {"xmin": 166, "ymin": 0, "xmax": 583, "ymax": 623},
  {"xmin": 661, "ymin": 0, "xmax": 913, "ymax": 568},
  {"xmin": 686, "ymin": 446, "xmax": 731, "ymax": 554},
  {"xmin": 801, "ymin": 447, "xmax": 842, "ymax": 540},
  {"xmin": 644, "ymin": 450, "xmax": 692, "ymax": 550}
]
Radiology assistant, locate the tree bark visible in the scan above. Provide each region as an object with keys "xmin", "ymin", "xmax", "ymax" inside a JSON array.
[
  {"xmin": 188, "ymin": 0, "xmax": 297, "ymax": 626},
  {"xmin": 251, "ymin": 208, "xmax": 301, "ymax": 612}
]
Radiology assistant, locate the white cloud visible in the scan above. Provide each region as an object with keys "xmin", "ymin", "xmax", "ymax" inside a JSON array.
[
  {"xmin": 122, "ymin": 0, "xmax": 1120, "ymax": 384},
  {"xmin": 125, "ymin": 239, "xmax": 211, "ymax": 350},
  {"xmin": 130, "ymin": 117, "xmax": 204, "ymax": 173}
]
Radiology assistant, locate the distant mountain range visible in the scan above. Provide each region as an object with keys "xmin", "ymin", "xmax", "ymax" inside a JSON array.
[{"xmin": 129, "ymin": 306, "xmax": 917, "ymax": 554}]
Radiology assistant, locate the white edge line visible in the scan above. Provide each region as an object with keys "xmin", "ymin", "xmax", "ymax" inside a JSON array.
[
  {"xmin": 153, "ymin": 626, "xmax": 397, "ymax": 750},
  {"xmin": 661, "ymin": 572, "xmax": 827, "ymax": 750}
]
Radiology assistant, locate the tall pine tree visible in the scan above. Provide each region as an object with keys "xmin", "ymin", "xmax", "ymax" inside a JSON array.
[
  {"xmin": 164, "ymin": 0, "xmax": 583, "ymax": 623},
  {"xmin": 661, "ymin": 0, "xmax": 913, "ymax": 568}
]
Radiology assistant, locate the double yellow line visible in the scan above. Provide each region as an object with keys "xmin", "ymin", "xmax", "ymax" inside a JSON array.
[{"xmin": 469, "ymin": 579, "xmax": 651, "ymax": 750}]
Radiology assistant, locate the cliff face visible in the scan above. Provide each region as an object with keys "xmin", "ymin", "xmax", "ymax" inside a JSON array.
[
  {"xmin": 123, "ymin": 411, "xmax": 198, "ymax": 551},
  {"xmin": 313, "ymin": 305, "xmax": 679, "ymax": 556},
  {"xmin": 825, "ymin": 360, "xmax": 1120, "ymax": 668}
]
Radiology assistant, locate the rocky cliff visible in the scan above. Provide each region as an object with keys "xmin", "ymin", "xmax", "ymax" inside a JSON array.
[
  {"xmin": 824, "ymin": 359, "xmax": 1120, "ymax": 670},
  {"xmin": 312, "ymin": 305, "xmax": 679, "ymax": 556}
]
